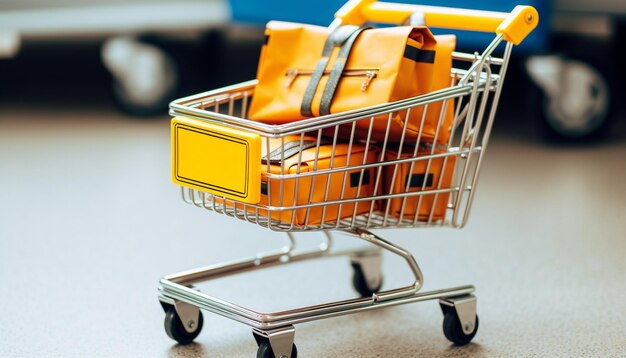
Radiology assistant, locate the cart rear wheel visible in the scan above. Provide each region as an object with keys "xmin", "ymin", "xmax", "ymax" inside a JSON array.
[
  {"xmin": 164, "ymin": 306, "xmax": 204, "ymax": 345},
  {"xmin": 351, "ymin": 263, "xmax": 382, "ymax": 297},
  {"xmin": 256, "ymin": 339, "xmax": 298, "ymax": 358},
  {"xmin": 442, "ymin": 309, "xmax": 478, "ymax": 346}
]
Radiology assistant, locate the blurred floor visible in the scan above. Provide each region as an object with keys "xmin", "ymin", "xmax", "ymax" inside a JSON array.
[{"xmin": 1, "ymin": 40, "xmax": 626, "ymax": 357}]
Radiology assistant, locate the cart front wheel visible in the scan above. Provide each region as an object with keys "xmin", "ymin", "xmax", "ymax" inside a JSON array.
[
  {"xmin": 256, "ymin": 339, "xmax": 298, "ymax": 358},
  {"xmin": 442, "ymin": 309, "xmax": 478, "ymax": 346},
  {"xmin": 164, "ymin": 306, "xmax": 204, "ymax": 345}
]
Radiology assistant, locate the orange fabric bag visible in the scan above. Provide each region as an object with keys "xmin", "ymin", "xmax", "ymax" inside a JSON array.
[
  {"xmin": 383, "ymin": 148, "xmax": 456, "ymax": 221},
  {"xmin": 225, "ymin": 136, "xmax": 380, "ymax": 226},
  {"xmin": 248, "ymin": 21, "xmax": 456, "ymax": 144}
]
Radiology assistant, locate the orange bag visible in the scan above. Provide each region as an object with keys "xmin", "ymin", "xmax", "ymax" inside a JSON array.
[
  {"xmin": 248, "ymin": 21, "xmax": 456, "ymax": 144},
  {"xmin": 421, "ymin": 34, "xmax": 456, "ymax": 144},
  {"xmin": 225, "ymin": 136, "xmax": 380, "ymax": 226},
  {"xmin": 383, "ymin": 148, "xmax": 456, "ymax": 221}
]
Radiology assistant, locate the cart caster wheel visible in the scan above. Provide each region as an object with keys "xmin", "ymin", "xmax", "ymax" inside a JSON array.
[
  {"xmin": 442, "ymin": 309, "xmax": 478, "ymax": 346},
  {"xmin": 164, "ymin": 307, "xmax": 203, "ymax": 345},
  {"xmin": 256, "ymin": 339, "xmax": 298, "ymax": 358},
  {"xmin": 351, "ymin": 263, "xmax": 382, "ymax": 297}
]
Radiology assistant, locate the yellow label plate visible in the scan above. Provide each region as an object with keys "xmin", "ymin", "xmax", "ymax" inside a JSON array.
[{"xmin": 172, "ymin": 116, "xmax": 261, "ymax": 204}]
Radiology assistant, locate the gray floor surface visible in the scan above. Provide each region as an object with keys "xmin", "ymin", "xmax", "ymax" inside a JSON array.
[{"xmin": 1, "ymin": 106, "xmax": 625, "ymax": 357}]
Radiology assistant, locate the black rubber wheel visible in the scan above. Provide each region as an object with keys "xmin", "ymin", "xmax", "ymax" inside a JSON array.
[
  {"xmin": 164, "ymin": 307, "xmax": 204, "ymax": 345},
  {"xmin": 442, "ymin": 309, "xmax": 478, "ymax": 346},
  {"xmin": 526, "ymin": 34, "xmax": 618, "ymax": 142},
  {"xmin": 538, "ymin": 61, "xmax": 612, "ymax": 141},
  {"xmin": 256, "ymin": 339, "xmax": 298, "ymax": 358},
  {"xmin": 107, "ymin": 40, "xmax": 180, "ymax": 117},
  {"xmin": 351, "ymin": 263, "xmax": 382, "ymax": 297}
]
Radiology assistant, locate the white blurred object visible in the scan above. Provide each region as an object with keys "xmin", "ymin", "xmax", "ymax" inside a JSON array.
[
  {"xmin": 0, "ymin": 31, "xmax": 20, "ymax": 58},
  {"xmin": 102, "ymin": 37, "xmax": 178, "ymax": 111},
  {"xmin": 526, "ymin": 55, "xmax": 610, "ymax": 138}
]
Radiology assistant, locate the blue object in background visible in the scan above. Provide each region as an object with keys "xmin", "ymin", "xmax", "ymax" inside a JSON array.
[{"xmin": 229, "ymin": 0, "xmax": 550, "ymax": 53}]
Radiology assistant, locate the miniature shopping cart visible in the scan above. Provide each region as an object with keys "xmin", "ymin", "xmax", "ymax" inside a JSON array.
[{"xmin": 159, "ymin": 1, "xmax": 538, "ymax": 356}]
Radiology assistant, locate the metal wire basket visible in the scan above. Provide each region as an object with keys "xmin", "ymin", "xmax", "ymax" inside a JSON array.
[{"xmin": 172, "ymin": 48, "xmax": 506, "ymax": 232}]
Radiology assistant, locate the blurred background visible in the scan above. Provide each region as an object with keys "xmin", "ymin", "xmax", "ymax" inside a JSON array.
[
  {"xmin": 1, "ymin": 0, "xmax": 625, "ymax": 357},
  {"xmin": 1, "ymin": 0, "xmax": 625, "ymax": 139}
]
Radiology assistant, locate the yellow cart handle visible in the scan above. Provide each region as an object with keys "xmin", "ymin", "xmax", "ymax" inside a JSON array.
[{"xmin": 335, "ymin": 0, "xmax": 539, "ymax": 45}]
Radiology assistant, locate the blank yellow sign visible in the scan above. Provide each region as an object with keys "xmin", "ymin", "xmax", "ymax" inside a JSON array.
[{"xmin": 172, "ymin": 116, "xmax": 261, "ymax": 204}]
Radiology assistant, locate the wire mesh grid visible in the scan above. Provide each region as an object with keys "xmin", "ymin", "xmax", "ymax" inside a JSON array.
[{"xmin": 174, "ymin": 42, "xmax": 511, "ymax": 232}]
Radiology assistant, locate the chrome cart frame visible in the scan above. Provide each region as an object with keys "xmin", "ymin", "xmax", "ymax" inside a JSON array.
[{"xmin": 159, "ymin": 229, "xmax": 477, "ymax": 357}]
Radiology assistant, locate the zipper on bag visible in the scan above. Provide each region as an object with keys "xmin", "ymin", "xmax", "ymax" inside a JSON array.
[{"xmin": 285, "ymin": 68, "xmax": 378, "ymax": 92}]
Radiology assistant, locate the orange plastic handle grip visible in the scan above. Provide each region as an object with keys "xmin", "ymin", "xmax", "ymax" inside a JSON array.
[{"xmin": 335, "ymin": 0, "xmax": 539, "ymax": 45}]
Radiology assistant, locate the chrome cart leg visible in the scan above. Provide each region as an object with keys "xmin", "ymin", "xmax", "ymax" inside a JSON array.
[
  {"xmin": 253, "ymin": 325, "xmax": 297, "ymax": 358},
  {"xmin": 439, "ymin": 294, "xmax": 479, "ymax": 346}
]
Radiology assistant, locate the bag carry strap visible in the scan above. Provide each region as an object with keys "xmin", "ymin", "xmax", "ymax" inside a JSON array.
[
  {"xmin": 262, "ymin": 139, "xmax": 331, "ymax": 164},
  {"xmin": 262, "ymin": 140, "xmax": 317, "ymax": 164},
  {"xmin": 300, "ymin": 25, "xmax": 365, "ymax": 117},
  {"xmin": 319, "ymin": 26, "xmax": 369, "ymax": 116}
]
